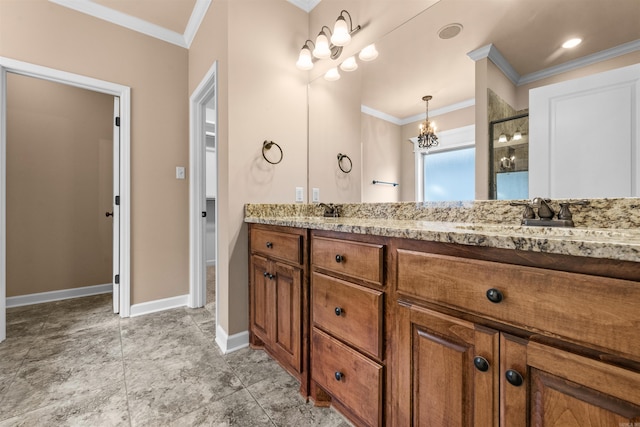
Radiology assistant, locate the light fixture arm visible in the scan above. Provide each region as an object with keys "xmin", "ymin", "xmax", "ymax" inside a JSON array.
[{"xmin": 338, "ymin": 10, "xmax": 361, "ymax": 35}]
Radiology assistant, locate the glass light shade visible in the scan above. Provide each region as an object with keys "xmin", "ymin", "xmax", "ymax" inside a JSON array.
[
  {"xmin": 313, "ymin": 32, "xmax": 331, "ymax": 59},
  {"xmin": 324, "ymin": 67, "xmax": 341, "ymax": 81},
  {"xmin": 296, "ymin": 47, "xmax": 314, "ymax": 70},
  {"xmin": 498, "ymin": 134, "xmax": 508, "ymax": 143},
  {"xmin": 359, "ymin": 44, "xmax": 379, "ymax": 61},
  {"xmin": 340, "ymin": 56, "xmax": 358, "ymax": 72},
  {"xmin": 331, "ymin": 16, "xmax": 351, "ymax": 46},
  {"xmin": 513, "ymin": 131, "xmax": 522, "ymax": 140}
]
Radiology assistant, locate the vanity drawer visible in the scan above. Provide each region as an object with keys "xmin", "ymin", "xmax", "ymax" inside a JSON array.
[
  {"xmin": 312, "ymin": 328, "xmax": 383, "ymax": 427},
  {"xmin": 312, "ymin": 272, "xmax": 383, "ymax": 359},
  {"xmin": 312, "ymin": 237, "xmax": 383, "ymax": 285},
  {"xmin": 397, "ymin": 249, "xmax": 640, "ymax": 360},
  {"xmin": 250, "ymin": 226, "xmax": 303, "ymax": 265}
]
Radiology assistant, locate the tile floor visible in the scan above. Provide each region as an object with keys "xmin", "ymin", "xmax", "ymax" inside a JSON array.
[{"xmin": 0, "ymin": 269, "xmax": 351, "ymax": 426}]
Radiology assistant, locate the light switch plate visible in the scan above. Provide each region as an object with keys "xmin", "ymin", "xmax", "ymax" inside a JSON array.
[
  {"xmin": 295, "ymin": 187, "xmax": 304, "ymax": 202},
  {"xmin": 312, "ymin": 188, "xmax": 320, "ymax": 202},
  {"xmin": 176, "ymin": 166, "xmax": 186, "ymax": 180}
]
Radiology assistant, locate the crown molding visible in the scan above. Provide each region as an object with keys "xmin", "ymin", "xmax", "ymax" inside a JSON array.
[
  {"xmin": 361, "ymin": 105, "xmax": 403, "ymax": 125},
  {"xmin": 287, "ymin": 0, "xmax": 321, "ymax": 13},
  {"xmin": 49, "ymin": 0, "xmax": 211, "ymax": 49},
  {"xmin": 467, "ymin": 44, "xmax": 520, "ymax": 85},
  {"xmin": 468, "ymin": 40, "xmax": 640, "ymax": 87},
  {"xmin": 400, "ymin": 98, "xmax": 476, "ymax": 125}
]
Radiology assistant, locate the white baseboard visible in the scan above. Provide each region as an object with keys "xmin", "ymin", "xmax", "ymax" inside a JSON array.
[
  {"xmin": 130, "ymin": 294, "xmax": 188, "ymax": 317},
  {"xmin": 215, "ymin": 325, "xmax": 249, "ymax": 354},
  {"xmin": 6, "ymin": 283, "xmax": 112, "ymax": 308}
]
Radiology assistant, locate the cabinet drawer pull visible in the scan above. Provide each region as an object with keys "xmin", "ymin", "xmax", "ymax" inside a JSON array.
[
  {"xmin": 335, "ymin": 254, "xmax": 344, "ymax": 263},
  {"xmin": 265, "ymin": 241, "xmax": 273, "ymax": 248},
  {"xmin": 334, "ymin": 307, "xmax": 343, "ymax": 316},
  {"xmin": 269, "ymin": 273, "xmax": 274, "ymax": 280},
  {"xmin": 505, "ymin": 369, "xmax": 524, "ymax": 386},
  {"xmin": 263, "ymin": 271, "xmax": 268, "ymax": 277},
  {"xmin": 473, "ymin": 356, "xmax": 490, "ymax": 372},
  {"xmin": 486, "ymin": 288, "xmax": 504, "ymax": 303},
  {"xmin": 334, "ymin": 371, "xmax": 344, "ymax": 381}
]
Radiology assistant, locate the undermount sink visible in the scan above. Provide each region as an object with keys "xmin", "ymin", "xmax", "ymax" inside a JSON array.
[{"xmin": 454, "ymin": 223, "xmax": 640, "ymax": 243}]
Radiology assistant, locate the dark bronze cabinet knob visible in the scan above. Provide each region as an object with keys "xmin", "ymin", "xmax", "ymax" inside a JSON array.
[
  {"xmin": 335, "ymin": 254, "xmax": 344, "ymax": 263},
  {"xmin": 105, "ymin": 211, "xmax": 114, "ymax": 217},
  {"xmin": 334, "ymin": 307, "xmax": 343, "ymax": 316},
  {"xmin": 473, "ymin": 356, "xmax": 490, "ymax": 372},
  {"xmin": 266, "ymin": 241, "xmax": 273, "ymax": 248},
  {"xmin": 268, "ymin": 273, "xmax": 274, "ymax": 280},
  {"xmin": 505, "ymin": 369, "xmax": 524, "ymax": 386},
  {"xmin": 334, "ymin": 371, "xmax": 344, "ymax": 381},
  {"xmin": 263, "ymin": 271, "xmax": 268, "ymax": 277},
  {"xmin": 486, "ymin": 288, "xmax": 504, "ymax": 303}
]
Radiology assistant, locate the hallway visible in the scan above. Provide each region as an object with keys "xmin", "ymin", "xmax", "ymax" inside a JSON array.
[{"xmin": 0, "ymin": 291, "xmax": 351, "ymax": 426}]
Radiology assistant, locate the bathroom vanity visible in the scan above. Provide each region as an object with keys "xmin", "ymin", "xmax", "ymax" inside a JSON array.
[{"xmin": 246, "ymin": 199, "xmax": 640, "ymax": 426}]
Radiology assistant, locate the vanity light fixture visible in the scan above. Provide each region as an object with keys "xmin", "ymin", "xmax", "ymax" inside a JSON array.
[
  {"xmin": 296, "ymin": 9, "xmax": 362, "ymax": 70},
  {"xmin": 359, "ymin": 44, "xmax": 379, "ymax": 61},
  {"xmin": 498, "ymin": 133, "xmax": 508, "ymax": 143},
  {"xmin": 513, "ymin": 130, "xmax": 522, "ymax": 140},
  {"xmin": 296, "ymin": 40, "xmax": 315, "ymax": 70},
  {"xmin": 313, "ymin": 26, "xmax": 332, "ymax": 59},
  {"xmin": 340, "ymin": 56, "xmax": 358, "ymax": 72},
  {"xmin": 324, "ymin": 67, "xmax": 341, "ymax": 81},
  {"xmin": 417, "ymin": 95, "xmax": 439, "ymax": 149},
  {"xmin": 562, "ymin": 38, "xmax": 582, "ymax": 49},
  {"xmin": 331, "ymin": 10, "xmax": 359, "ymax": 46}
]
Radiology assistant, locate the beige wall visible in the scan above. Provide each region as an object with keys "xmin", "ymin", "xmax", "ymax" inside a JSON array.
[
  {"xmin": 361, "ymin": 113, "xmax": 401, "ymax": 202},
  {"xmin": 190, "ymin": 0, "xmax": 308, "ymax": 335},
  {"xmin": 309, "ymin": 68, "xmax": 362, "ymax": 203},
  {"xmin": 1, "ymin": 0, "xmax": 190, "ymax": 305},
  {"xmin": 6, "ymin": 73, "xmax": 113, "ymax": 297}
]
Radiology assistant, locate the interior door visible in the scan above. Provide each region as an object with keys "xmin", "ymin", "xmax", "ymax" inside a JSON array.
[{"xmin": 112, "ymin": 97, "xmax": 120, "ymax": 313}]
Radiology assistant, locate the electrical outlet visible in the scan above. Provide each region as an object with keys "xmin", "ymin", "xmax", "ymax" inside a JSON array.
[
  {"xmin": 312, "ymin": 188, "xmax": 320, "ymax": 203},
  {"xmin": 176, "ymin": 166, "xmax": 185, "ymax": 180},
  {"xmin": 295, "ymin": 187, "xmax": 304, "ymax": 202}
]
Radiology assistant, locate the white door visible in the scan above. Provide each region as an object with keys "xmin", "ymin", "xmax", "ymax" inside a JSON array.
[
  {"xmin": 529, "ymin": 63, "xmax": 640, "ymax": 198},
  {"xmin": 112, "ymin": 98, "xmax": 120, "ymax": 313}
]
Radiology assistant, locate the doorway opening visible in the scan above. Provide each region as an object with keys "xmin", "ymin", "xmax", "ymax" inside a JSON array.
[
  {"xmin": 0, "ymin": 57, "xmax": 131, "ymax": 342},
  {"xmin": 189, "ymin": 62, "xmax": 218, "ymax": 334}
]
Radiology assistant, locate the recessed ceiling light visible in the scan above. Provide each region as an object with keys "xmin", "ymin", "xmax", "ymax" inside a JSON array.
[
  {"xmin": 438, "ymin": 23, "xmax": 463, "ymax": 40},
  {"xmin": 562, "ymin": 38, "xmax": 582, "ymax": 49}
]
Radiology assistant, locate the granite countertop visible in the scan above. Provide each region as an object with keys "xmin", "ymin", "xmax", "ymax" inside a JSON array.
[{"xmin": 244, "ymin": 199, "xmax": 640, "ymax": 263}]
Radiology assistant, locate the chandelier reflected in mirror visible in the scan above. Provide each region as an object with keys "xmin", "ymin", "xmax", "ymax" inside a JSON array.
[{"xmin": 417, "ymin": 95, "xmax": 438, "ymax": 149}]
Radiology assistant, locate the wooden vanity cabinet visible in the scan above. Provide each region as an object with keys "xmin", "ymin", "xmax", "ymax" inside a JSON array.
[
  {"xmin": 309, "ymin": 231, "xmax": 387, "ymax": 427},
  {"xmin": 391, "ymin": 240, "xmax": 640, "ymax": 426},
  {"xmin": 248, "ymin": 224, "xmax": 308, "ymax": 395}
]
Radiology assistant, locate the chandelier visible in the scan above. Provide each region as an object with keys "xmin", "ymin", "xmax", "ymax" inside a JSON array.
[{"xmin": 417, "ymin": 95, "xmax": 438, "ymax": 149}]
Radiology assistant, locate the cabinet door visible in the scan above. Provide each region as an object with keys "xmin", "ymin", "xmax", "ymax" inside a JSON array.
[
  {"xmin": 250, "ymin": 255, "xmax": 273, "ymax": 346},
  {"xmin": 272, "ymin": 261, "xmax": 302, "ymax": 372},
  {"xmin": 396, "ymin": 304, "xmax": 499, "ymax": 426},
  {"xmin": 501, "ymin": 334, "xmax": 640, "ymax": 426}
]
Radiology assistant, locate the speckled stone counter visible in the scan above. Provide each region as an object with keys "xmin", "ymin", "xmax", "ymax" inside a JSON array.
[{"xmin": 244, "ymin": 198, "xmax": 640, "ymax": 262}]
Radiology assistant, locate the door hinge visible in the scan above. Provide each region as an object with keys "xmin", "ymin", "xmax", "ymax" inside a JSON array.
[
  {"xmin": 115, "ymin": 117, "xmax": 121, "ymax": 127},
  {"xmin": 115, "ymin": 274, "xmax": 120, "ymax": 284},
  {"xmin": 115, "ymin": 195, "xmax": 120, "ymax": 206}
]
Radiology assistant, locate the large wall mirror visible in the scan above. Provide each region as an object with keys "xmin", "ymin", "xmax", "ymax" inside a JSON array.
[{"xmin": 307, "ymin": 0, "xmax": 640, "ymax": 203}]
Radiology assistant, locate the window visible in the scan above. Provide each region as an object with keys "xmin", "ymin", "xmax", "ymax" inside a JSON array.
[{"xmin": 423, "ymin": 147, "xmax": 475, "ymax": 201}]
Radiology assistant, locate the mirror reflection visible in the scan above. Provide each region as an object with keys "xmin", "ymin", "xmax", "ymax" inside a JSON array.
[{"xmin": 307, "ymin": 0, "xmax": 640, "ymax": 203}]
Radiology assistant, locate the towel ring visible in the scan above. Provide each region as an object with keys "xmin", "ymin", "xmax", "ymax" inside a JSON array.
[
  {"xmin": 262, "ymin": 140, "xmax": 283, "ymax": 165},
  {"xmin": 337, "ymin": 153, "xmax": 352, "ymax": 173}
]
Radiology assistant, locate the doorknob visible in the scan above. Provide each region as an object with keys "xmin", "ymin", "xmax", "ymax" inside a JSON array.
[{"xmin": 105, "ymin": 211, "xmax": 114, "ymax": 217}]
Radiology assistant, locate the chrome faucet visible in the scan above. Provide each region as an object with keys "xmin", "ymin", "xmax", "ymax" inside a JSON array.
[
  {"xmin": 511, "ymin": 198, "xmax": 589, "ymax": 227},
  {"xmin": 531, "ymin": 197, "xmax": 555, "ymax": 219},
  {"xmin": 318, "ymin": 203, "xmax": 339, "ymax": 218}
]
